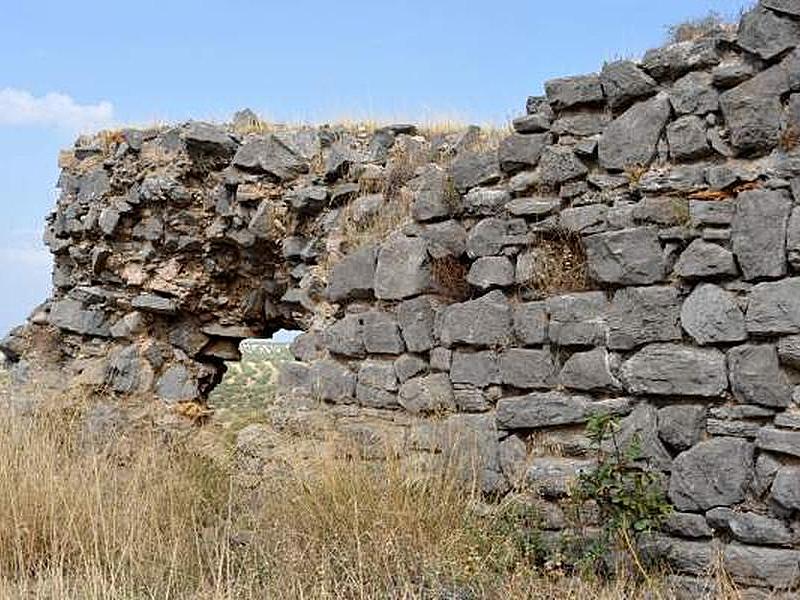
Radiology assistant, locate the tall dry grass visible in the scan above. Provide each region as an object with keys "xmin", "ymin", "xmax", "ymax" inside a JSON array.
[{"xmin": 0, "ymin": 386, "xmax": 738, "ymax": 599}]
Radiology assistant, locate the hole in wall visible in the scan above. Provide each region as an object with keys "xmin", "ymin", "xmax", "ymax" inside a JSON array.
[{"xmin": 208, "ymin": 329, "xmax": 301, "ymax": 422}]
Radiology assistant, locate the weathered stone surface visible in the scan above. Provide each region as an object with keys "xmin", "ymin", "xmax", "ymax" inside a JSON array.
[
  {"xmin": 641, "ymin": 38, "xmax": 721, "ymax": 80},
  {"xmin": 772, "ymin": 465, "xmax": 800, "ymax": 510},
  {"xmin": 277, "ymin": 361, "xmax": 312, "ymax": 395},
  {"xmin": 397, "ymin": 296, "xmax": 436, "ymax": 353},
  {"xmin": 156, "ymin": 364, "xmax": 199, "ymax": 403},
  {"xmin": 453, "ymin": 387, "xmax": 492, "ymax": 413},
  {"xmin": 738, "ymin": 6, "xmax": 800, "ymax": 60},
  {"xmin": 498, "ymin": 133, "xmax": 551, "ymax": 173},
  {"xmin": 707, "ymin": 507, "xmax": 794, "ymax": 546},
  {"xmin": 674, "ymin": 239, "xmax": 738, "ymax": 279},
  {"xmin": 537, "ymin": 147, "xmax": 588, "ymax": 186},
  {"xmin": 546, "ymin": 292, "xmax": 608, "ymax": 346},
  {"xmin": 757, "ymin": 427, "xmax": 800, "ymax": 457},
  {"xmin": 658, "ymin": 405, "xmax": 706, "ymax": 454},
  {"xmin": 496, "ymin": 391, "xmax": 631, "ymax": 430},
  {"xmin": 498, "ymin": 348, "xmax": 555, "ymax": 389},
  {"xmin": 732, "ymin": 190, "xmax": 791, "ymax": 281},
  {"xmin": 355, "ymin": 383, "xmax": 398, "ymax": 409},
  {"xmin": 669, "ymin": 71, "xmax": 719, "ymax": 116},
  {"xmin": 663, "ymin": 512, "xmax": 712, "ymax": 538},
  {"xmin": 723, "ymin": 544, "xmax": 800, "ymax": 589},
  {"xmin": 324, "ymin": 314, "xmax": 365, "ymax": 358},
  {"xmin": 512, "ymin": 113, "xmax": 551, "ymax": 133},
  {"xmin": 394, "ymin": 354, "xmax": 427, "ymax": 383},
  {"xmin": 621, "ymin": 343, "xmax": 728, "ymax": 397},
  {"xmin": 398, "ymin": 373, "xmax": 455, "ymax": 414},
  {"xmin": 361, "ymin": 311, "xmax": 404, "ymax": 354},
  {"xmin": 526, "ymin": 457, "xmax": 595, "ymax": 498},
  {"xmin": 232, "ymin": 135, "xmax": 309, "ymax": 180},
  {"xmin": 667, "ymin": 116, "xmax": 710, "ymax": 161},
  {"xmin": 466, "ymin": 217, "xmax": 520, "ymax": 258},
  {"xmin": 467, "ymin": 256, "xmax": 514, "ymax": 289},
  {"xmin": 513, "ymin": 301, "xmax": 548, "ymax": 345},
  {"xmin": 600, "ymin": 60, "xmax": 657, "ymax": 110},
  {"xmin": 764, "ymin": 0, "xmax": 800, "ymax": 16},
  {"xmin": 787, "ymin": 207, "xmax": 800, "ymax": 270},
  {"xmin": 681, "ymin": 284, "xmax": 746, "ymax": 345},
  {"xmin": 544, "ymin": 74, "xmax": 604, "ymax": 109},
  {"xmin": 374, "ymin": 234, "xmax": 430, "ymax": 300},
  {"xmin": 778, "ymin": 335, "xmax": 800, "ymax": 368},
  {"xmin": 462, "ymin": 188, "xmax": 509, "ymax": 216},
  {"xmin": 311, "ymin": 360, "xmax": 356, "ymax": 403},
  {"xmin": 558, "ymin": 204, "xmax": 607, "ymax": 234},
  {"xmin": 49, "ymin": 299, "xmax": 111, "ymax": 337},
  {"xmin": 505, "ymin": 197, "xmax": 560, "ymax": 217},
  {"xmin": 183, "ymin": 122, "xmax": 237, "ymax": 155},
  {"xmin": 429, "ymin": 347, "xmax": 451, "ymax": 372},
  {"xmin": 747, "ymin": 278, "xmax": 800, "ymax": 334},
  {"xmin": 418, "ymin": 220, "xmax": 467, "ymax": 258},
  {"xmin": 598, "ymin": 94, "xmax": 672, "ymax": 171},
  {"xmin": 450, "ymin": 351, "xmax": 499, "ymax": 387},
  {"xmin": 607, "ymin": 285, "xmax": 681, "ymax": 350},
  {"xmin": 560, "ymin": 348, "xmax": 620, "ymax": 392},
  {"xmin": 326, "ymin": 245, "xmax": 377, "ymax": 302},
  {"xmin": 410, "ymin": 166, "xmax": 455, "ymax": 222},
  {"xmin": 450, "ymin": 151, "xmax": 501, "ymax": 192},
  {"xmin": 609, "ymin": 404, "xmax": 672, "ymax": 470},
  {"xmin": 436, "ymin": 290, "xmax": 512, "ymax": 347},
  {"xmin": 669, "ymin": 438, "xmax": 755, "ymax": 511},
  {"xmin": 584, "ymin": 227, "xmax": 665, "ymax": 285},
  {"xmin": 131, "ymin": 294, "xmax": 177, "ymax": 315},
  {"xmin": 728, "ymin": 345, "xmax": 792, "ymax": 408}
]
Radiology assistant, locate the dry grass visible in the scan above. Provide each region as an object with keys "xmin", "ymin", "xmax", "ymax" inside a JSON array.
[
  {"xmin": 519, "ymin": 230, "xmax": 589, "ymax": 299},
  {"xmin": 431, "ymin": 255, "xmax": 471, "ymax": 301},
  {"xmin": 666, "ymin": 11, "xmax": 728, "ymax": 43},
  {"xmin": 780, "ymin": 123, "xmax": 800, "ymax": 153}
]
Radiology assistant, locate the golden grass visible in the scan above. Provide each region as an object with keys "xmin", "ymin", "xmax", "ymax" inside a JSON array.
[{"xmin": 519, "ymin": 230, "xmax": 589, "ymax": 299}]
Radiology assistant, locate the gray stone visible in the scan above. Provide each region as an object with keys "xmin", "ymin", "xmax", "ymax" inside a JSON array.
[
  {"xmin": 544, "ymin": 74, "xmax": 604, "ymax": 109},
  {"xmin": 513, "ymin": 301, "xmax": 548, "ymax": 345},
  {"xmin": 105, "ymin": 346, "xmax": 147, "ymax": 394},
  {"xmin": 429, "ymin": 347, "xmax": 451, "ymax": 372},
  {"xmin": 639, "ymin": 536, "xmax": 714, "ymax": 577},
  {"xmin": 669, "ymin": 72, "xmax": 719, "ymax": 116},
  {"xmin": 663, "ymin": 512, "xmax": 712, "ymax": 538},
  {"xmin": 398, "ymin": 373, "xmax": 455, "ymax": 415},
  {"xmin": 277, "ymin": 362, "xmax": 312, "ymax": 396},
  {"xmin": 772, "ymin": 465, "xmax": 800, "ymax": 510},
  {"xmin": 410, "ymin": 166, "xmax": 454, "ymax": 222},
  {"xmin": 778, "ymin": 335, "xmax": 800, "ymax": 368},
  {"xmin": 98, "ymin": 207, "xmax": 120, "ymax": 236},
  {"xmin": 394, "ymin": 354, "xmax": 427, "ymax": 383},
  {"xmin": 156, "ymin": 365, "xmax": 199, "ymax": 403},
  {"xmin": 466, "ymin": 217, "xmax": 516, "ymax": 258},
  {"xmin": 287, "ymin": 186, "xmax": 328, "ymax": 215},
  {"xmin": 707, "ymin": 507, "xmax": 794, "ymax": 546},
  {"xmin": 397, "ymin": 296, "xmax": 436, "ymax": 353},
  {"xmin": 609, "ymin": 404, "xmax": 672, "ymax": 471},
  {"xmin": 598, "ymin": 94, "xmax": 672, "ymax": 171},
  {"xmin": 558, "ymin": 204, "xmax": 607, "ymax": 234},
  {"xmin": 787, "ymin": 208, "xmax": 800, "ymax": 270},
  {"xmin": 631, "ymin": 196, "xmax": 687, "ymax": 226},
  {"xmin": 729, "ymin": 345, "xmax": 792, "ymax": 408},
  {"xmin": 621, "ymin": 343, "xmax": 728, "ymax": 397},
  {"xmin": 738, "ymin": 6, "xmax": 800, "ymax": 60},
  {"xmin": 311, "ymin": 360, "xmax": 356, "ymax": 403},
  {"xmin": 674, "ymin": 239, "xmax": 738, "ymax": 279},
  {"xmin": 498, "ymin": 348, "xmax": 555, "ymax": 389},
  {"xmin": 131, "ymin": 294, "xmax": 177, "ymax": 315},
  {"xmin": 362, "ymin": 311, "xmax": 404, "ymax": 354},
  {"xmin": 712, "ymin": 60, "xmax": 755, "ymax": 88},
  {"xmin": 706, "ymin": 419, "xmax": 762, "ymax": 438},
  {"xmin": 667, "ymin": 116, "xmax": 710, "ymax": 161},
  {"xmin": 182, "ymin": 122, "xmax": 237, "ymax": 155},
  {"xmin": 732, "ymin": 190, "xmax": 791, "ymax": 281},
  {"xmin": 326, "ymin": 245, "xmax": 377, "ymax": 302},
  {"xmin": 757, "ymin": 427, "xmax": 800, "ymax": 457},
  {"xmin": 355, "ymin": 383, "xmax": 398, "ymax": 409},
  {"xmin": 436, "ymin": 290, "xmax": 512, "ymax": 347},
  {"xmin": 764, "ymin": 0, "xmax": 800, "ymax": 16},
  {"xmin": 505, "ymin": 197, "xmax": 560, "ymax": 217},
  {"xmin": 232, "ymin": 135, "xmax": 309, "ymax": 181},
  {"xmin": 600, "ymin": 60, "xmax": 657, "ymax": 110},
  {"xmin": 669, "ymin": 438, "xmax": 755, "ymax": 511},
  {"xmin": 723, "ymin": 544, "xmax": 800, "ymax": 589},
  {"xmin": 498, "ymin": 133, "xmax": 551, "ymax": 173},
  {"xmin": 450, "ymin": 351, "xmax": 499, "ymax": 387},
  {"xmin": 511, "ymin": 113, "xmax": 551, "ymax": 133},
  {"xmin": 720, "ymin": 64, "xmax": 788, "ymax": 155},
  {"xmin": 463, "ymin": 188, "xmax": 510, "ymax": 216},
  {"xmin": 374, "ymin": 234, "xmax": 430, "ymax": 300},
  {"xmin": 324, "ymin": 314, "xmax": 365, "ymax": 357},
  {"xmin": 537, "ymin": 146, "xmax": 588, "ymax": 186},
  {"xmin": 48, "ymin": 299, "xmax": 111, "ymax": 337},
  {"xmin": 467, "ymin": 256, "xmax": 514, "ymax": 290},
  {"xmin": 584, "ymin": 227, "xmax": 665, "ymax": 285},
  {"xmin": 526, "ymin": 457, "xmax": 595, "ymax": 498},
  {"xmin": 560, "ymin": 348, "xmax": 620, "ymax": 392},
  {"xmin": 551, "ymin": 112, "xmax": 609, "ymax": 137},
  {"xmin": 418, "ymin": 220, "xmax": 467, "ymax": 258},
  {"xmin": 450, "ymin": 151, "xmax": 501, "ymax": 192},
  {"xmin": 607, "ymin": 285, "xmax": 681, "ymax": 350},
  {"xmin": 498, "ymin": 435, "xmax": 528, "ymax": 484},
  {"xmin": 747, "ymin": 278, "xmax": 800, "ymax": 334},
  {"xmin": 658, "ymin": 405, "xmax": 706, "ymax": 452},
  {"xmin": 681, "ymin": 284, "xmax": 747, "ymax": 345},
  {"xmin": 168, "ymin": 322, "xmax": 209, "ymax": 356},
  {"xmin": 546, "ymin": 292, "xmax": 608, "ymax": 346},
  {"xmin": 109, "ymin": 312, "xmax": 146, "ymax": 340},
  {"xmin": 641, "ymin": 38, "xmax": 721, "ymax": 80},
  {"xmin": 496, "ymin": 391, "xmax": 631, "ymax": 430}
]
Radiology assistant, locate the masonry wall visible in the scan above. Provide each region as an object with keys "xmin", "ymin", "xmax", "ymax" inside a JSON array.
[{"xmin": 5, "ymin": 0, "xmax": 800, "ymax": 593}]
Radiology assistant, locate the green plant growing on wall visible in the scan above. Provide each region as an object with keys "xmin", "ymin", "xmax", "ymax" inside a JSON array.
[{"xmin": 571, "ymin": 413, "xmax": 672, "ymax": 574}]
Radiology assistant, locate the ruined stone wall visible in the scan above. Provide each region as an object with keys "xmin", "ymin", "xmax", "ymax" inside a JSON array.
[{"xmin": 6, "ymin": 0, "xmax": 800, "ymax": 592}]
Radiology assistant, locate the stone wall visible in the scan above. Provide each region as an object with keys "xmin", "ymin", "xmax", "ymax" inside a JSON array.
[{"xmin": 5, "ymin": 0, "xmax": 800, "ymax": 592}]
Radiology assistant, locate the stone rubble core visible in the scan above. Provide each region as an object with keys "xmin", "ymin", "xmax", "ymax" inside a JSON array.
[{"xmin": 4, "ymin": 1, "xmax": 800, "ymax": 592}]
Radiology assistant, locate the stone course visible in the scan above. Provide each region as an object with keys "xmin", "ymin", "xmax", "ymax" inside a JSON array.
[{"xmin": 6, "ymin": 2, "xmax": 800, "ymax": 593}]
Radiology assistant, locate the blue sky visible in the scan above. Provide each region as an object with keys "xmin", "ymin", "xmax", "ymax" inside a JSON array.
[{"xmin": 0, "ymin": 0, "xmax": 748, "ymax": 336}]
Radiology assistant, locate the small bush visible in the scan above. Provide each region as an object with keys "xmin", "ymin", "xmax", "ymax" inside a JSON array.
[{"xmin": 667, "ymin": 11, "xmax": 727, "ymax": 43}]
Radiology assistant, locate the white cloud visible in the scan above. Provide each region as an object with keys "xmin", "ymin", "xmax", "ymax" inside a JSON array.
[{"xmin": 0, "ymin": 88, "xmax": 114, "ymax": 133}]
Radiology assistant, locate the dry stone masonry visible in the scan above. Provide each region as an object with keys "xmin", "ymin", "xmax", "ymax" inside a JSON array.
[{"xmin": 5, "ymin": 1, "xmax": 800, "ymax": 593}]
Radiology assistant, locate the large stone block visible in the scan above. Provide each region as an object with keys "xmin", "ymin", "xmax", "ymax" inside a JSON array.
[
  {"xmin": 48, "ymin": 299, "xmax": 112, "ymax": 337},
  {"xmin": 326, "ymin": 245, "xmax": 377, "ymax": 302},
  {"xmin": 450, "ymin": 351, "xmax": 499, "ymax": 387},
  {"xmin": 374, "ymin": 233, "xmax": 431, "ymax": 300},
  {"xmin": 598, "ymin": 94, "xmax": 672, "ymax": 171},
  {"xmin": 537, "ymin": 147, "xmax": 588, "ymax": 186},
  {"xmin": 324, "ymin": 314, "xmax": 365, "ymax": 358},
  {"xmin": 498, "ymin": 133, "xmax": 551, "ymax": 173},
  {"xmin": 681, "ymin": 284, "xmax": 746, "ymax": 345},
  {"xmin": 731, "ymin": 190, "xmax": 791, "ymax": 281},
  {"xmin": 436, "ymin": 290, "xmax": 512, "ymax": 347},
  {"xmin": 546, "ymin": 292, "xmax": 608, "ymax": 346},
  {"xmin": 673, "ymin": 239, "xmax": 738, "ymax": 279},
  {"xmin": 669, "ymin": 437, "xmax": 754, "ymax": 511},
  {"xmin": 467, "ymin": 256, "xmax": 514, "ymax": 290},
  {"xmin": 658, "ymin": 405, "xmax": 706, "ymax": 452},
  {"xmin": 756, "ymin": 426, "xmax": 800, "ymax": 457},
  {"xmin": 620, "ymin": 343, "xmax": 727, "ymax": 397},
  {"xmin": 600, "ymin": 60, "xmax": 657, "ymax": 111},
  {"xmin": 560, "ymin": 348, "xmax": 621, "ymax": 392},
  {"xmin": 772, "ymin": 465, "xmax": 800, "ymax": 510},
  {"xmin": 607, "ymin": 285, "xmax": 681, "ymax": 350},
  {"xmin": 584, "ymin": 227, "xmax": 665, "ymax": 285},
  {"xmin": 496, "ymin": 392, "xmax": 631, "ymax": 430},
  {"xmin": 512, "ymin": 301, "xmax": 548, "ymax": 345},
  {"xmin": 311, "ymin": 360, "xmax": 356, "ymax": 404},
  {"xmin": 397, "ymin": 296, "xmax": 436, "ymax": 353},
  {"xmin": 232, "ymin": 134, "xmax": 309, "ymax": 181},
  {"xmin": 738, "ymin": 6, "xmax": 800, "ymax": 60},
  {"xmin": 723, "ymin": 544, "xmax": 800, "ymax": 589},
  {"xmin": 707, "ymin": 507, "xmax": 795, "ymax": 546},
  {"xmin": 361, "ymin": 310, "xmax": 405, "ymax": 355},
  {"xmin": 398, "ymin": 373, "xmax": 455, "ymax": 415},
  {"xmin": 544, "ymin": 74, "xmax": 604, "ymax": 109},
  {"xmin": 747, "ymin": 278, "xmax": 800, "ymax": 334},
  {"xmin": 498, "ymin": 348, "xmax": 555, "ymax": 389},
  {"xmin": 728, "ymin": 345, "xmax": 792, "ymax": 408}
]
